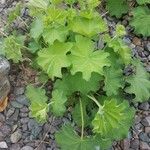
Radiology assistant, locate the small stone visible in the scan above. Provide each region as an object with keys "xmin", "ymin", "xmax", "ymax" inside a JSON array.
[
  {"xmin": 139, "ymin": 132, "xmax": 150, "ymax": 142},
  {"xmin": 141, "ymin": 116, "xmax": 150, "ymax": 127},
  {"xmin": 22, "ymin": 124, "xmax": 28, "ymax": 131},
  {"xmin": 19, "ymin": 112, "xmax": 28, "ymax": 118},
  {"xmin": 28, "ymin": 119, "xmax": 42, "ymax": 140},
  {"xmin": 11, "ymin": 101, "xmax": 23, "ymax": 108},
  {"xmin": 0, "ymin": 113, "xmax": 5, "ymax": 122},
  {"xmin": 10, "ymin": 144, "xmax": 21, "ymax": 150},
  {"xmin": 20, "ymin": 117, "xmax": 29, "ymax": 124},
  {"xmin": 10, "ymin": 130, "xmax": 22, "ymax": 143},
  {"xmin": 140, "ymin": 141, "xmax": 150, "ymax": 150},
  {"xmin": 21, "ymin": 146, "xmax": 34, "ymax": 150},
  {"xmin": 1, "ymin": 125, "xmax": 11, "ymax": 137},
  {"xmin": 16, "ymin": 95, "xmax": 29, "ymax": 106},
  {"xmin": 0, "ymin": 141, "xmax": 8, "ymax": 149},
  {"xmin": 123, "ymin": 37, "xmax": 131, "ymax": 44},
  {"xmin": 35, "ymin": 143, "xmax": 46, "ymax": 150},
  {"xmin": 12, "ymin": 124, "xmax": 18, "ymax": 132},
  {"xmin": 138, "ymin": 102, "xmax": 149, "ymax": 111},
  {"xmin": 134, "ymin": 115, "xmax": 141, "ymax": 124},
  {"xmin": 145, "ymin": 127, "xmax": 150, "ymax": 133},
  {"xmin": 146, "ymin": 42, "xmax": 150, "ymax": 52},
  {"xmin": 132, "ymin": 37, "xmax": 141, "ymax": 46},
  {"xmin": 9, "ymin": 109, "xmax": 19, "ymax": 121},
  {"xmin": 20, "ymin": 106, "xmax": 29, "ymax": 113},
  {"xmin": 6, "ymin": 108, "xmax": 15, "ymax": 119},
  {"xmin": 14, "ymin": 87, "xmax": 25, "ymax": 95},
  {"xmin": 120, "ymin": 139, "xmax": 130, "ymax": 150},
  {"xmin": 130, "ymin": 139, "xmax": 139, "ymax": 149},
  {"xmin": 0, "ymin": 131, "xmax": 4, "ymax": 141}
]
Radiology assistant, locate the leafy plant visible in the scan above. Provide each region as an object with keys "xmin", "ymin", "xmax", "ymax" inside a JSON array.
[
  {"xmin": 1, "ymin": 0, "xmax": 150, "ymax": 149},
  {"xmin": 130, "ymin": 6, "xmax": 150, "ymax": 36},
  {"xmin": 106, "ymin": 0, "xmax": 150, "ymax": 37},
  {"xmin": 106, "ymin": 0, "xmax": 129, "ymax": 18}
]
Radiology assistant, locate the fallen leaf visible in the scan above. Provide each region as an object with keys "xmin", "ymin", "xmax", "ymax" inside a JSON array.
[{"xmin": 0, "ymin": 97, "xmax": 8, "ymax": 112}]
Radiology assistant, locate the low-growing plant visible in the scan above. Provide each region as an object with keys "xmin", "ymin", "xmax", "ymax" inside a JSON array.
[
  {"xmin": 1, "ymin": 0, "xmax": 150, "ymax": 149},
  {"xmin": 106, "ymin": 0, "xmax": 150, "ymax": 36}
]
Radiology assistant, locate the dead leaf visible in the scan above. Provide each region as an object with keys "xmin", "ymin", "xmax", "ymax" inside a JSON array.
[{"xmin": 0, "ymin": 97, "xmax": 8, "ymax": 112}]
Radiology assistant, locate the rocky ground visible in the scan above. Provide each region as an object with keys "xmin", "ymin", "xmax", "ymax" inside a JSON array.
[{"xmin": 0, "ymin": 0, "xmax": 150, "ymax": 150}]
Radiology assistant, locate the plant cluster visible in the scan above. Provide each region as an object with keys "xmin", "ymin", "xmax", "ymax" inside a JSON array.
[
  {"xmin": 0, "ymin": 0, "xmax": 150, "ymax": 149},
  {"xmin": 106, "ymin": 0, "xmax": 150, "ymax": 36}
]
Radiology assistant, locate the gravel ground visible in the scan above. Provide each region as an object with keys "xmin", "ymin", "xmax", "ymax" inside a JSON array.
[{"xmin": 0, "ymin": 1, "xmax": 150, "ymax": 150}]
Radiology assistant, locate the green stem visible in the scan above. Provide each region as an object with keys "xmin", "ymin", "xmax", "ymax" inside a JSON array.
[
  {"xmin": 87, "ymin": 95, "xmax": 103, "ymax": 110},
  {"xmin": 79, "ymin": 98, "xmax": 84, "ymax": 140}
]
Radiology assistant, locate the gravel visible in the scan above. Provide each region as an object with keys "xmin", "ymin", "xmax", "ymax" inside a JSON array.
[
  {"xmin": 10, "ymin": 129, "xmax": 22, "ymax": 143},
  {"xmin": 0, "ymin": 141, "xmax": 8, "ymax": 148},
  {"xmin": 0, "ymin": 1, "xmax": 150, "ymax": 150}
]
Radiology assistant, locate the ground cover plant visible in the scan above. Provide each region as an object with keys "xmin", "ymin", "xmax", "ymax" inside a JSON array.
[
  {"xmin": 106, "ymin": 0, "xmax": 150, "ymax": 36},
  {"xmin": 0, "ymin": 0, "xmax": 150, "ymax": 149}
]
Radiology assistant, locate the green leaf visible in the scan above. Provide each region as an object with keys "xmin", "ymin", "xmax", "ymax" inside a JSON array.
[
  {"xmin": 26, "ymin": 85, "xmax": 49, "ymax": 122},
  {"xmin": 28, "ymin": 0, "xmax": 49, "ymax": 10},
  {"xmin": 3, "ymin": 35, "xmax": 24, "ymax": 63},
  {"xmin": 56, "ymin": 125, "xmax": 97, "ymax": 150},
  {"xmin": 28, "ymin": 40, "xmax": 41, "ymax": 53},
  {"xmin": 69, "ymin": 35, "xmax": 110, "ymax": 81},
  {"xmin": 72, "ymin": 99, "xmax": 90, "ymax": 127},
  {"xmin": 65, "ymin": 0, "xmax": 78, "ymax": 5},
  {"xmin": 54, "ymin": 72, "xmax": 102, "ymax": 96},
  {"xmin": 106, "ymin": 0, "xmax": 129, "ymax": 18},
  {"xmin": 0, "ymin": 39, "xmax": 5, "ymax": 56},
  {"xmin": 87, "ymin": 0, "xmax": 101, "ymax": 9},
  {"xmin": 8, "ymin": 3, "xmax": 22, "ymax": 23},
  {"xmin": 51, "ymin": 90, "xmax": 68, "ymax": 116},
  {"xmin": 115, "ymin": 24, "xmax": 126, "ymax": 37},
  {"xmin": 104, "ymin": 66, "xmax": 124, "ymax": 96},
  {"xmin": 43, "ymin": 25, "xmax": 69, "ymax": 45},
  {"xmin": 108, "ymin": 38, "xmax": 131, "ymax": 64},
  {"xmin": 37, "ymin": 41, "xmax": 72, "ymax": 79},
  {"xmin": 69, "ymin": 14, "xmax": 107, "ymax": 37},
  {"xmin": 92, "ymin": 98, "xmax": 135, "ymax": 139},
  {"xmin": 130, "ymin": 6, "xmax": 150, "ymax": 36},
  {"xmin": 45, "ymin": 7, "xmax": 68, "ymax": 25},
  {"xmin": 30, "ymin": 18, "xmax": 44, "ymax": 39},
  {"xmin": 136, "ymin": 0, "xmax": 150, "ymax": 4},
  {"xmin": 125, "ymin": 61, "xmax": 150, "ymax": 102}
]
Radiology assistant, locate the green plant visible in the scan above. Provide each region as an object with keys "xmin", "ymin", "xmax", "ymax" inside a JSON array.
[
  {"xmin": 106, "ymin": 0, "xmax": 150, "ymax": 37},
  {"xmin": 1, "ymin": 0, "xmax": 150, "ymax": 149}
]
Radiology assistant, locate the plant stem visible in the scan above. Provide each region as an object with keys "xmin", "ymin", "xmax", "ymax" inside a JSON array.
[
  {"xmin": 87, "ymin": 95, "xmax": 103, "ymax": 110},
  {"xmin": 79, "ymin": 98, "xmax": 84, "ymax": 140}
]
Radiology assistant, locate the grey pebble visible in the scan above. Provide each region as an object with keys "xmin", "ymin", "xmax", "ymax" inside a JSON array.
[
  {"xmin": 14, "ymin": 87, "xmax": 25, "ymax": 95},
  {"xmin": 10, "ymin": 144, "xmax": 21, "ymax": 150},
  {"xmin": 20, "ymin": 112, "xmax": 28, "ymax": 118},
  {"xmin": 1, "ymin": 124, "xmax": 11, "ymax": 137},
  {"xmin": 0, "ymin": 141, "xmax": 8, "ymax": 149},
  {"xmin": 130, "ymin": 139, "xmax": 139, "ymax": 149},
  {"xmin": 141, "ymin": 116, "xmax": 150, "ymax": 127},
  {"xmin": 21, "ymin": 146, "xmax": 34, "ymax": 150},
  {"xmin": 140, "ymin": 141, "xmax": 150, "ymax": 150},
  {"xmin": 20, "ymin": 117, "xmax": 29, "ymax": 124},
  {"xmin": 20, "ymin": 106, "xmax": 29, "ymax": 113},
  {"xmin": 0, "ymin": 113, "xmax": 5, "ymax": 122},
  {"xmin": 16, "ymin": 95, "xmax": 29, "ymax": 106},
  {"xmin": 146, "ymin": 42, "xmax": 150, "ymax": 52},
  {"xmin": 138, "ymin": 102, "xmax": 149, "ymax": 111},
  {"xmin": 9, "ymin": 109, "xmax": 19, "ymax": 121},
  {"xmin": 10, "ymin": 129, "xmax": 22, "ymax": 143},
  {"xmin": 6, "ymin": 107, "xmax": 15, "ymax": 118},
  {"xmin": 11, "ymin": 101, "xmax": 23, "ymax": 108},
  {"xmin": 139, "ymin": 132, "xmax": 150, "ymax": 142}
]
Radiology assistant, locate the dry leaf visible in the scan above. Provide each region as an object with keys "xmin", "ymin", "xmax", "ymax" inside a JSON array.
[{"xmin": 0, "ymin": 97, "xmax": 8, "ymax": 112}]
